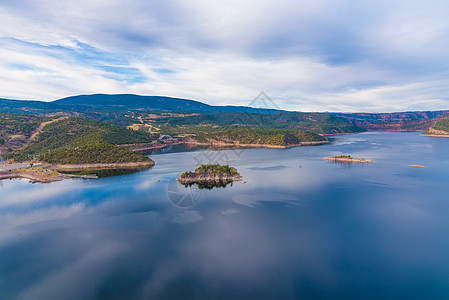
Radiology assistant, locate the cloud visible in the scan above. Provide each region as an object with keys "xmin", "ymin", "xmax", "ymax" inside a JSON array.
[{"xmin": 0, "ymin": 0, "xmax": 448, "ymax": 111}]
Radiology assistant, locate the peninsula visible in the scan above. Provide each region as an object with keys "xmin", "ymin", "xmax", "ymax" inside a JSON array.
[
  {"xmin": 178, "ymin": 164, "xmax": 242, "ymax": 185},
  {"xmin": 183, "ymin": 129, "xmax": 328, "ymax": 149},
  {"xmin": 422, "ymin": 119, "xmax": 449, "ymax": 137},
  {"xmin": 0, "ymin": 143, "xmax": 154, "ymax": 183},
  {"xmin": 324, "ymin": 155, "xmax": 373, "ymax": 163},
  {"xmin": 0, "ymin": 166, "xmax": 71, "ymax": 183}
]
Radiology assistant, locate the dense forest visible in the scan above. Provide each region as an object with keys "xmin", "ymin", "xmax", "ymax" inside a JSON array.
[
  {"xmin": 180, "ymin": 164, "xmax": 239, "ymax": 179},
  {"xmin": 1, "ymin": 113, "xmax": 156, "ymax": 163},
  {"xmin": 39, "ymin": 142, "xmax": 153, "ymax": 164},
  {"xmin": 191, "ymin": 128, "xmax": 327, "ymax": 146}
]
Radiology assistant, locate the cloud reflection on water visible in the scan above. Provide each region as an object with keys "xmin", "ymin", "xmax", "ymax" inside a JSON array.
[{"xmin": 1, "ymin": 133, "xmax": 449, "ymax": 298}]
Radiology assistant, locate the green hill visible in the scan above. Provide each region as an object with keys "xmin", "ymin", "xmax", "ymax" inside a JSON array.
[
  {"xmin": 22, "ymin": 117, "xmax": 154, "ymax": 155},
  {"xmin": 39, "ymin": 142, "xmax": 152, "ymax": 165},
  {"xmin": 1, "ymin": 114, "xmax": 155, "ymax": 163}
]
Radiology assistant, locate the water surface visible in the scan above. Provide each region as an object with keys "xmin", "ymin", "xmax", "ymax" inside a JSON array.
[{"xmin": 1, "ymin": 132, "xmax": 449, "ymax": 299}]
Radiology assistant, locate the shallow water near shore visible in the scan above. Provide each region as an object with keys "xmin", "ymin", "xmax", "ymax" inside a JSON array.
[{"xmin": 1, "ymin": 132, "xmax": 449, "ymax": 299}]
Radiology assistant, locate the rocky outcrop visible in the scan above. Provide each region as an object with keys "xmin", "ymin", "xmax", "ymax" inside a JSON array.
[
  {"xmin": 421, "ymin": 126, "xmax": 449, "ymax": 137},
  {"xmin": 0, "ymin": 169, "xmax": 69, "ymax": 183}
]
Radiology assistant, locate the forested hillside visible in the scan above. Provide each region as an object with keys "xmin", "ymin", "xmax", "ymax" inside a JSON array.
[
  {"xmin": 40, "ymin": 142, "xmax": 152, "ymax": 164},
  {"xmin": 0, "ymin": 112, "xmax": 55, "ymax": 151},
  {"xmin": 190, "ymin": 129, "xmax": 327, "ymax": 147},
  {"xmin": 153, "ymin": 112, "xmax": 363, "ymax": 135},
  {"xmin": 1, "ymin": 113, "xmax": 156, "ymax": 163},
  {"xmin": 432, "ymin": 119, "xmax": 449, "ymax": 132},
  {"xmin": 334, "ymin": 111, "xmax": 449, "ymax": 131},
  {"xmin": 22, "ymin": 117, "xmax": 154, "ymax": 155}
]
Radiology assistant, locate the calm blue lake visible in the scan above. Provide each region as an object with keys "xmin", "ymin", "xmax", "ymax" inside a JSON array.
[{"xmin": 1, "ymin": 132, "xmax": 449, "ymax": 299}]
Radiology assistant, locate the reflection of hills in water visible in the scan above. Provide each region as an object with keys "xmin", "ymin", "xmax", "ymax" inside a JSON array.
[
  {"xmin": 60, "ymin": 168, "xmax": 146, "ymax": 178},
  {"xmin": 325, "ymin": 161, "xmax": 370, "ymax": 167},
  {"xmin": 144, "ymin": 143, "xmax": 243, "ymax": 156},
  {"xmin": 181, "ymin": 180, "xmax": 234, "ymax": 190},
  {"xmin": 142, "ymin": 143, "xmax": 208, "ymax": 155}
]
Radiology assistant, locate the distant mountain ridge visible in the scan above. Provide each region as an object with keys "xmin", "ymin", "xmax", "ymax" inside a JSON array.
[
  {"xmin": 53, "ymin": 94, "xmax": 285, "ymax": 114},
  {"xmin": 0, "ymin": 94, "xmax": 284, "ymax": 115},
  {"xmin": 0, "ymin": 98, "xmax": 62, "ymax": 114},
  {"xmin": 1, "ymin": 94, "xmax": 449, "ymax": 134}
]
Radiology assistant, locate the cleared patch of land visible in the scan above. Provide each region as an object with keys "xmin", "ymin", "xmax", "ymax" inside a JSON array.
[{"xmin": 28, "ymin": 116, "xmax": 69, "ymax": 144}]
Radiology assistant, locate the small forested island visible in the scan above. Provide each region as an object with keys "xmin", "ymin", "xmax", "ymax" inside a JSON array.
[
  {"xmin": 178, "ymin": 164, "xmax": 242, "ymax": 186},
  {"xmin": 324, "ymin": 155, "xmax": 373, "ymax": 163}
]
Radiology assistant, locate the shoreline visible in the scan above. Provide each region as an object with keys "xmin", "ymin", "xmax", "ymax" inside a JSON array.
[
  {"xmin": 0, "ymin": 169, "xmax": 70, "ymax": 183},
  {"xmin": 177, "ymin": 175, "xmax": 242, "ymax": 184},
  {"xmin": 421, "ymin": 134, "xmax": 449, "ymax": 138},
  {"xmin": 177, "ymin": 174, "xmax": 243, "ymax": 184},
  {"xmin": 48, "ymin": 161, "xmax": 155, "ymax": 172},
  {"xmin": 182, "ymin": 140, "xmax": 328, "ymax": 149},
  {"xmin": 0, "ymin": 161, "xmax": 155, "ymax": 183}
]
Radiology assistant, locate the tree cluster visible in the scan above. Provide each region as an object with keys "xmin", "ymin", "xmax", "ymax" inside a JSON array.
[
  {"xmin": 180, "ymin": 164, "xmax": 238, "ymax": 178},
  {"xmin": 40, "ymin": 142, "xmax": 152, "ymax": 164}
]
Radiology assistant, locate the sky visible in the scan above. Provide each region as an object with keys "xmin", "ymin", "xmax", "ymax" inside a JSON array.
[{"xmin": 1, "ymin": 0, "xmax": 449, "ymax": 112}]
